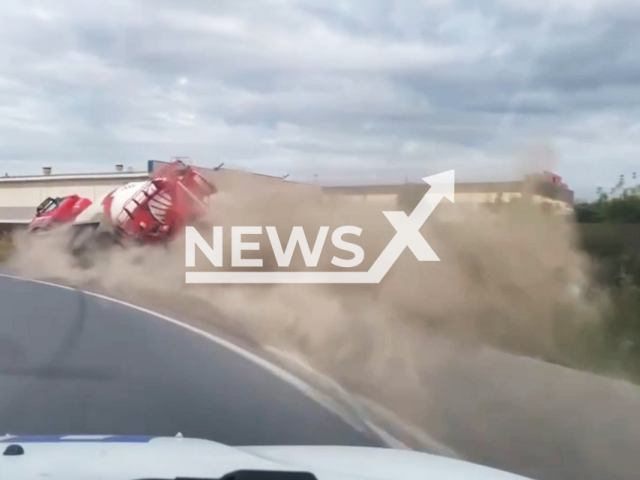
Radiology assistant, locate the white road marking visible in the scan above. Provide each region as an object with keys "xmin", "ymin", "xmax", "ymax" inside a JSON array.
[{"xmin": 264, "ymin": 346, "xmax": 459, "ymax": 458}]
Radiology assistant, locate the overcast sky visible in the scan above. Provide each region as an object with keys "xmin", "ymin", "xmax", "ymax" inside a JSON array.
[{"xmin": 0, "ymin": 0, "xmax": 639, "ymax": 198}]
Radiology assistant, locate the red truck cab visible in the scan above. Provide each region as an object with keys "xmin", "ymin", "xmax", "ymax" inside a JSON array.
[{"xmin": 28, "ymin": 195, "xmax": 92, "ymax": 232}]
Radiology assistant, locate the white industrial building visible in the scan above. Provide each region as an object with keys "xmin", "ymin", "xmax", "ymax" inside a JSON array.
[
  {"xmin": 0, "ymin": 160, "xmax": 575, "ymax": 231},
  {"xmin": 0, "ymin": 165, "xmax": 149, "ymax": 227},
  {"xmin": 0, "ymin": 160, "xmax": 309, "ymax": 229}
]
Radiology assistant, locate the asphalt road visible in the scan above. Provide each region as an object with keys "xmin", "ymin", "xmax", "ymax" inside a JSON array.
[
  {"xmin": 5, "ymin": 271, "xmax": 640, "ymax": 480},
  {"xmin": 0, "ymin": 275, "xmax": 382, "ymax": 447}
]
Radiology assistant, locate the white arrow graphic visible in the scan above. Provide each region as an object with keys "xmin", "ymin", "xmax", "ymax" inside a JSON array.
[{"xmin": 185, "ymin": 170, "xmax": 454, "ymax": 284}]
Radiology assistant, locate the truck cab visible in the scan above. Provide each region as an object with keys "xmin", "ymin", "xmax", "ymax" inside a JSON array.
[{"xmin": 28, "ymin": 195, "xmax": 92, "ymax": 232}]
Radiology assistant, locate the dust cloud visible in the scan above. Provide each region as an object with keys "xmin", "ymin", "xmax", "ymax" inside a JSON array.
[{"xmin": 7, "ymin": 164, "xmax": 640, "ymax": 480}]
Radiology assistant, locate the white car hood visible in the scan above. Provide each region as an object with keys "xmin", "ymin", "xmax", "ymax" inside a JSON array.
[{"xmin": 0, "ymin": 435, "xmax": 534, "ymax": 480}]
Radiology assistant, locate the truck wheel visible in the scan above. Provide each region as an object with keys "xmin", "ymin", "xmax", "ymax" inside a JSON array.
[{"xmin": 68, "ymin": 224, "xmax": 99, "ymax": 256}]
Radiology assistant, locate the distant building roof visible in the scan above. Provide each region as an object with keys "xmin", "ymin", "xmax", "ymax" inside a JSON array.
[
  {"xmin": 0, "ymin": 171, "xmax": 148, "ymax": 184},
  {"xmin": 323, "ymin": 181, "xmax": 525, "ymax": 194},
  {"xmin": 147, "ymin": 159, "xmax": 305, "ymax": 184},
  {"xmin": 323, "ymin": 178, "xmax": 574, "ymax": 204}
]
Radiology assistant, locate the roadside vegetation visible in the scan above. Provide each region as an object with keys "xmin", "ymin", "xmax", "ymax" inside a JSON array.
[
  {"xmin": 572, "ymin": 187, "xmax": 640, "ymax": 382},
  {"xmin": 469, "ymin": 189, "xmax": 640, "ymax": 383}
]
